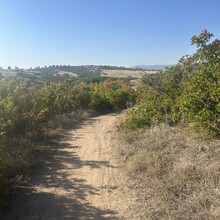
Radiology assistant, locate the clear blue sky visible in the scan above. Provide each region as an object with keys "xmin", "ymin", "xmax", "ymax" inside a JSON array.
[{"xmin": 0, "ymin": 0, "xmax": 220, "ymax": 68}]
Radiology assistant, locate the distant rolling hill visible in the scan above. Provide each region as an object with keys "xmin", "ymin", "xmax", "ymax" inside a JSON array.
[{"xmin": 0, "ymin": 65, "xmax": 160, "ymax": 85}]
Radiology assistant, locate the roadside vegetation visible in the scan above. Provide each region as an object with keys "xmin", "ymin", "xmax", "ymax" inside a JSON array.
[
  {"xmin": 0, "ymin": 77, "xmax": 134, "ymax": 213},
  {"xmin": 116, "ymin": 30, "xmax": 220, "ymax": 219}
]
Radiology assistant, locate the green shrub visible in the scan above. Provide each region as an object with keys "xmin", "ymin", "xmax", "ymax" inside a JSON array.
[
  {"xmin": 90, "ymin": 80, "xmax": 134, "ymax": 112},
  {"xmin": 124, "ymin": 30, "xmax": 220, "ymax": 135}
]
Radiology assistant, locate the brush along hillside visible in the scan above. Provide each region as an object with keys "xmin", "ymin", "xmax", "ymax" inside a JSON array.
[{"xmin": 115, "ymin": 30, "xmax": 220, "ymax": 219}]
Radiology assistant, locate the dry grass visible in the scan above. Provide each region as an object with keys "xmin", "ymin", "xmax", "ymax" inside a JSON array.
[
  {"xmin": 0, "ymin": 70, "xmax": 17, "ymax": 77},
  {"xmin": 57, "ymin": 71, "xmax": 78, "ymax": 77},
  {"xmin": 101, "ymin": 69, "xmax": 158, "ymax": 78},
  {"xmin": 116, "ymin": 124, "xmax": 220, "ymax": 219}
]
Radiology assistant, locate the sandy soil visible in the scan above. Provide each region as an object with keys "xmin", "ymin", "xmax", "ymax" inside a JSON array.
[{"xmin": 3, "ymin": 114, "xmax": 124, "ymax": 220}]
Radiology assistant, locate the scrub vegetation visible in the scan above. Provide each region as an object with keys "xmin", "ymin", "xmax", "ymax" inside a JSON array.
[
  {"xmin": 116, "ymin": 30, "xmax": 220, "ymax": 219},
  {"xmin": 123, "ymin": 30, "xmax": 220, "ymax": 134},
  {"xmin": 0, "ymin": 77, "xmax": 134, "ymax": 213}
]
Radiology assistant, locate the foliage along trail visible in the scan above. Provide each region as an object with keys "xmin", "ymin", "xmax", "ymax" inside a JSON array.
[{"xmin": 3, "ymin": 114, "xmax": 120, "ymax": 220}]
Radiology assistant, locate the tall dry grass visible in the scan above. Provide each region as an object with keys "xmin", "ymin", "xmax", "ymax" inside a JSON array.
[{"xmin": 116, "ymin": 124, "xmax": 220, "ymax": 219}]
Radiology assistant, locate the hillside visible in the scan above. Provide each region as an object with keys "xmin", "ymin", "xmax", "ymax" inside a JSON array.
[{"xmin": 0, "ymin": 65, "xmax": 158, "ymax": 83}]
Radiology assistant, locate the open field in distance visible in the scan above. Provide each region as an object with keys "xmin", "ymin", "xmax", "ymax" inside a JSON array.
[
  {"xmin": 57, "ymin": 71, "xmax": 78, "ymax": 77},
  {"xmin": 101, "ymin": 69, "xmax": 158, "ymax": 78}
]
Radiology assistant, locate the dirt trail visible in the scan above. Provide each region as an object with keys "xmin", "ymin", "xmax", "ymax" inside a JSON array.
[{"xmin": 3, "ymin": 114, "xmax": 121, "ymax": 220}]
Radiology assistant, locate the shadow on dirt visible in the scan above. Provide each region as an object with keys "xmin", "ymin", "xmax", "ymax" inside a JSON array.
[{"xmin": 2, "ymin": 116, "xmax": 118, "ymax": 220}]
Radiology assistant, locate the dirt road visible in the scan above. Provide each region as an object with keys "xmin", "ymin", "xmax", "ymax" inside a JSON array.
[{"xmin": 3, "ymin": 114, "xmax": 121, "ymax": 220}]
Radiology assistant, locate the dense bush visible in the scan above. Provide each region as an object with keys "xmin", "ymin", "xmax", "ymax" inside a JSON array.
[
  {"xmin": 178, "ymin": 30, "xmax": 220, "ymax": 133},
  {"xmin": 90, "ymin": 80, "xmax": 135, "ymax": 111},
  {"xmin": 124, "ymin": 30, "xmax": 220, "ymax": 134}
]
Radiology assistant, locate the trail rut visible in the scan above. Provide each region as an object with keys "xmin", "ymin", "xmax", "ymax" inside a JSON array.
[{"xmin": 3, "ymin": 114, "xmax": 121, "ymax": 220}]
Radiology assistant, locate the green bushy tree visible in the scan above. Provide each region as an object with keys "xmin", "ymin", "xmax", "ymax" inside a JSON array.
[
  {"xmin": 90, "ymin": 80, "xmax": 134, "ymax": 112},
  {"xmin": 178, "ymin": 30, "xmax": 220, "ymax": 132},
  {"xmin": 125, "ymin": 30, "xmax": 220, "ymax": 134}
]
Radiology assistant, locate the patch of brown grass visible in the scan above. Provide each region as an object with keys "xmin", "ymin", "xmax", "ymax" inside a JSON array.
[
  {"xmin": 101, "ymin": 69, "xmax": 158, "ymax": 78},
  {"xmin": 116, "ymin": 124, "xmax": 220, "ymax": 219}
]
